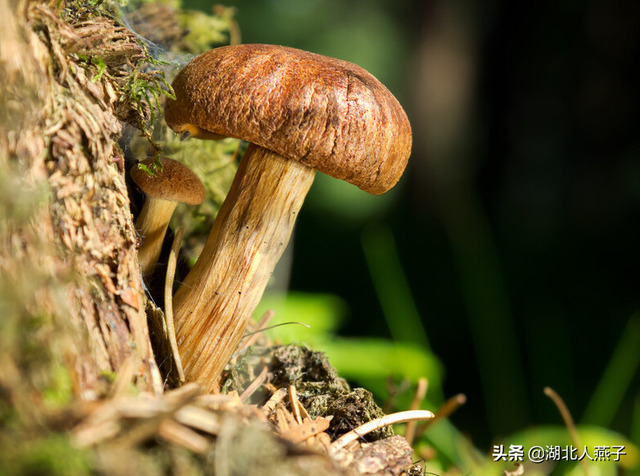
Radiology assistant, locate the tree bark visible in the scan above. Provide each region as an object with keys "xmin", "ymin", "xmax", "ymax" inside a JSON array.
[{"xmin": 0, "ymin": 0, "xmax": 161, "ymax": 398}]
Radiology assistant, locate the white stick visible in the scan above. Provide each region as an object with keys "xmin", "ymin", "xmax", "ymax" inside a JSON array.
[
  {"xmin": 329, "ymin": 409, "xmax": 434, "ymax": 454},
  {"xmin": 165, "ymin": 227, "xmax": 185, "ymax": 382}
]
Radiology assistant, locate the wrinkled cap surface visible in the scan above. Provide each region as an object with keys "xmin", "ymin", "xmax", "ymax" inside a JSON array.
[
  {"xmin": 130, "ymin": 157, "xmax": 205, "ymax": 205},
  {"xmin": 165, "ymin": 44, "xmax": 412, "ymax": 195}
]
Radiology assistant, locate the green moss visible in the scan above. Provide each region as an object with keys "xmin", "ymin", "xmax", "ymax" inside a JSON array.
[
  {"xmin": 98, "ymin": 370, "xmax": 118, "ymax": 384},
  {"xmin": 42, "ymin": 365, "xmax": 74, "ymax": 409},
  {"xmin": 122, "ymin": 65, "xmax": 175, "ymax": 131},
  {"xmin": 177, "ymin": 9, "xmax": 231, "ymax": 53},
  {"xmin": 61, "ymin": 0, "xmax": 119, "ymax": 22},
  {"xmin": 0, "ymin": 433, "xmax": 93, "ymax": 476},
  {"xmin": 90, "ymin": 56, "xmax": 107, "ymax": 82}
]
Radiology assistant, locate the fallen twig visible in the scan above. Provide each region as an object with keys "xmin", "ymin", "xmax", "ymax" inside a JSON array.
[
  {"xmin": 545, "ymin": 386, "xmax": 591, "ymax": 476},
  {"xmin": 261, "ymin": 387, "xmax": 288, "ymax": 416},
  {"xmin": 165, "ymin": 226, "xmax": 185, "ymax": 382},
  {"xmin": 329, "ymin": 410, "xmax": 434, "ymax": 454},
  {"xmin": 405, "ymin": 377, "xmax": 428, "ymax": 445}
]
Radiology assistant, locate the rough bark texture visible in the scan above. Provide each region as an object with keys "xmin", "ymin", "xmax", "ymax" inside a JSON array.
[{"xmin": 0, "ymin": 0, "xmax": 161, "ymax": 398}]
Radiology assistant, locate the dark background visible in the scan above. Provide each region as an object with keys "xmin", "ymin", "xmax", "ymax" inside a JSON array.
[{"xmin": 184, "ymin": 0, "xmax": 640, "ymax": 450}]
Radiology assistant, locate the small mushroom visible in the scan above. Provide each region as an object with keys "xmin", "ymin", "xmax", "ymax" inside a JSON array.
[
  {"xmin": 130, "ymin": 157, "xmax": 205, "ymax": 279},
  {"xmin": 164, "ymin": 44, "xmax": 412, "ymax": 389}
]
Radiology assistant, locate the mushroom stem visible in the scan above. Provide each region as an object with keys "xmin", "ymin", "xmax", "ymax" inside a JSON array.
[
  {"xmin": 172, "ymin": 143, "xmax": 316, "ymax": 389},
  {"xmin": 135, "ymin": 198, "xmax": 179, "ymax": 278}
]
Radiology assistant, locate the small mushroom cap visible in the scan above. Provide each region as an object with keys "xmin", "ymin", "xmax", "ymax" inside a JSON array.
[
  {"xmin": 165, "ymin": 44, "xmax": 412, "ymax": 195},
  {"xmin": 130, "ymin": 157, "xmax": 205, "ymax": 205}
]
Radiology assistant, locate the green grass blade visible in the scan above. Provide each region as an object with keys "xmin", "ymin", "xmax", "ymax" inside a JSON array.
[
  {"xmin": 361, "ymin": 224, "xmax": 431, "ymax": 350},
  {"xmin": 582, "ymin": 313, "xmax": 640, "ymax": 427}
]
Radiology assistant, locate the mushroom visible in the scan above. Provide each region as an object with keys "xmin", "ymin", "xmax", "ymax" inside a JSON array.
[
  {"xmin": 164, "ymin": 44, "xmax": 412, "ymax": 389},
  {"xmin": 130, "ymin": 157, "xmax": 205, "ymax": 279}
]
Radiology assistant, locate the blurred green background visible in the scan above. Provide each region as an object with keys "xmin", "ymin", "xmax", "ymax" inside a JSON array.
[{"xmin": 181, "ymin": 0, "xmax": 640, "ymax": 462}]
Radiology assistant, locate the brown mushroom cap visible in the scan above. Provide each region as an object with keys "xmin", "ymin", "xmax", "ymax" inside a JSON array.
[
  {"xmin": 164, "ymin": 44, "xmax": 412, "ymax": 195},
  {"xmin": 130, "ymin": 157, "xmax": 205, "ymax": 205}
]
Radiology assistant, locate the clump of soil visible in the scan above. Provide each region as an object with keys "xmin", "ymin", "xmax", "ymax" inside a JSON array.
[{"xmin": 226, "ymin": 344, "xmax": 393, "ymax": 442}]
